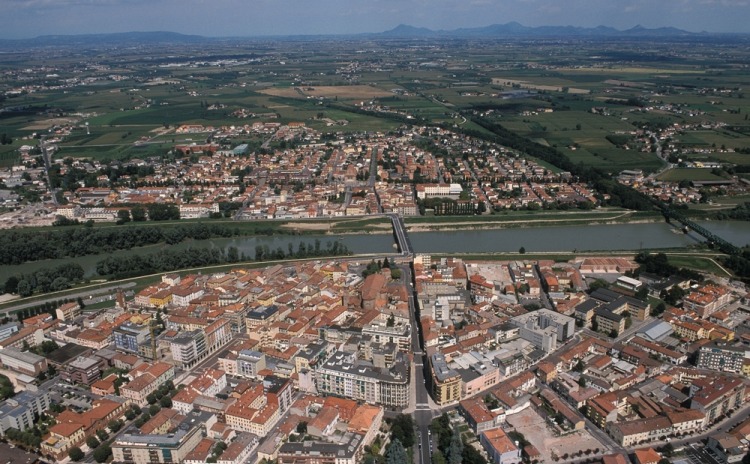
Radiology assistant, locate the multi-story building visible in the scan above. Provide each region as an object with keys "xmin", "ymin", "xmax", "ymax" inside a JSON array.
[
  {"xmin": 170, "ymin": 329, "xmax": 207, "ymax": 368},
  {"xmin": 0, "ymin": 326, "xmax": 45, "ymax": 350},
  {"xmin": 510, "ymin": 309, "xmax": 575, "ymax": 353},
  {"xmin": 415, "ymin": 183, "xmax": 463, "ymax": 199},
  {"xmin": 61, "ymin": 355, "xmax": 105, "ymax": 385},
  {"xmin": 42, "ymin": 422, "xmax": 85, "ymax": 460},
  {"xmin": 0, "ymin": 347, "xmax": 47, "ymax": 376},
  {"xmin": 316, "ymin": 351, "xmax": 409, "ymax": 408},
  {"xmin": 225, "ymin": 384, "xmax": 279, "ymax": 437},
  {"xmin": 697, "ymin": 342, "xmax": 746, "ymax": 374},
  {"xmin": 430, "ymin": 353, "xmax": 461, "ymax": 406},
  {"xmin": 459, "ymin": 397, "xmax": 504, "ymax": 434},
  {"xmin": 690, "ymin": 376, "xmax": 745, "ymax": 424},
  {"xmin": 114, "ymin": 322, "xmax": 150, "ymax": 354},
  {"xmin": 170, "ymin": 285, "xmax": 205, "ymax": 307},
  {"xmin": 594, "ymin": 307, "xmax": 626, "ymax": 336},
  {"xmin": 237, "ymin": 350, "xmax": 266, "ymax": 379},
  {"xmin": 120, "ymin": 362, "xmax": 175, "ymax": 406},
  {"xmin": 706, "ymin": 433, "xmax": 745, "ymax": 464},
  {"xmin": 265, "ymin": 376, "xmax": 294, "ymax": 416},
  {"xmin": 361, "ymin": 321, "xmax": 412, "ymax": 353},
  {"xmin": 217, "ymin": 432, "xmax": 259, "ymax": 464},
  {"xmin": 56, "ymin": 302, "xmax": 81, "ymax": 322},
  {"xmin": 205, "ymin": 318, "xmax": 232, "ymax": 353},
  {"xmin": 0, "ymin": 323, "xmax": 20, "ymax": 341},
  {"xmin": 0, "ymin": 390, "xmax": 51, "ymax": 436},
  {"xmin": 293, "ymin": 341, "xmax": 331, "ymax": 373},
  {"xmin": 112, "ymin": 419, "xmax": 203, "ymax": 464},
  {"xmin": 42, "ymin": 398, "xmax": 127, "ymax": 460},
  {"xmin": 480, "ymin": 428, "xmax": 522, "ymax": 464},
  {"xmin": 277, "ymin": 432, "xmax": 364, "ymax": 464},
  {"xmin": 607, "ymin": 417, "xmax": 672, "ymax": 447}
]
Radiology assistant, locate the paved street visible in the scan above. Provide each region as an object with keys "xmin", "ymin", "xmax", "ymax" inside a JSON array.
[
  {"xmin": 400, "ymin": 259, "xmax": 436, "ymax": 464},
  {"xmin": 0, "ymin": 283, "xmax": 136, "ymax": 317}
]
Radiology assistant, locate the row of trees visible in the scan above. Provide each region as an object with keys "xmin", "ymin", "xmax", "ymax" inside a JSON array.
[
  {"xmin": 95, "ymin": 246, "xmax": 239, "ymax": 279},
  {"xmin": 0, "ymin": 221, "xmax": 283, "ymax": 266},
  {"xmin": 10, "ymin": 297, "xmax": 79, "ymax": 321},
  {"xmin": 3, "ymin": 263, "xmax": 85, "ymax": 297},
  {"xmin": 253, "ymin": 240, "xmax": 350, "ymax": 262},
  {"xmin": 4, "ymin": 427, "xmax": 41, "ymax": 449}
]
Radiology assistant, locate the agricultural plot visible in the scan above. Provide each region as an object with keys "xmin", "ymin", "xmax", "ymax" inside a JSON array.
[
  {"xmin": 657, "ymin": 168, "xmax": 726, "ymax": 182},
  {"xmin": 259, "ymin": 85, "xmax": 393, "ymax": 100}
]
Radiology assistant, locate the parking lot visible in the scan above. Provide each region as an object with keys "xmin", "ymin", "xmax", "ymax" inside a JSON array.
[
  {"xmin": 684, "ymin": 443, "xmax": 722, "ymax": 464},
  {"xmin": 44, "ymin": 382, "xmax": 100, "ymax": 411}
]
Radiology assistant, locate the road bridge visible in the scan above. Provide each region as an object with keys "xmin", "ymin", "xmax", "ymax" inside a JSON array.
[{"xmin": 387, "ymin": 213, "xmax": 414, "ymax": 257}]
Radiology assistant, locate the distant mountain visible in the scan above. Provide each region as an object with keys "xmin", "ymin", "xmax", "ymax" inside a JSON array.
[
  {"xmin": 379, "ymin": 22, "xmax": 699, "ymax": 38},
  {"xmin": 0, "ymin": 31, "xmax": 207, "ymax": 48},
  {"xmin": 0, "ymin": 23, "xmax": 740, "ymax": 49}
]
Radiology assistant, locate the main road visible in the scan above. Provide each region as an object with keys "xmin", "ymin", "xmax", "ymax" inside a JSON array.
[{"xmin": 398, "ymin": 256, "xmax": 434, "ymax": 464}]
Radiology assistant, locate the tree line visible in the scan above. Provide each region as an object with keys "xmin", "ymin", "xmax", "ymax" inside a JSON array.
[
  {"xmin": 97, "ymin": 240, "xmax": 351, "ymax": 280},
  {"xmin": 4, "ymin": 263, "xmax": 85, "ymax": 297},
  {"xmin": 0, "ymin": 222, "xmax": 287, "ymax": 266},
  {"xmin": 253, "ymin": 239, "xmax": 350, "ymax": 262},
  {"xmin": 713, "ymin": 202, "xmax": 750, "ymax": 221}
]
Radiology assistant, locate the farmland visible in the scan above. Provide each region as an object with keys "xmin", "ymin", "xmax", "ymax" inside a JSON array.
[{"xmin": 0, "ymin": 36, "xmax": 747, "ymax": 177}]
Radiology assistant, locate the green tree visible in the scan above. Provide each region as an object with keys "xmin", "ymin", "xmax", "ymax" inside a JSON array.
[
  {"xmin": 573, "ymin": 359, "xmax": 585, "ymax": 373},
  {"xmin": 93, "ymin": 444, "xmax": 112, "ymax": 463},
  {"xmin": 432, "ymin": 451, "xmax": 447, "ymax": 464},
  {"xmin": 462, "ymin": 444, "xmax": 488, "ymax": 464},
  {"xmin": 17, "ymin": 279, "xmax": 31, "ymax": 297},
  {"xmin": 389, "ymin": 414, "xmax": 415, "ymax": 448},
  {"xmin": 131, "ymin": 206, "xmax": 147, "ymax": 222},
  {"xmin": 448, "ymin": 425, "xmax": 463, "ymax": 464},
  {"xmin": 68, "ymin": 446, "xmax": 84, "ymax": 461},
  {"xmin": 296, "ymin": 421, "xmax": 308, "ymax": 434},
  {"xmin": 519, "ymin": 246, "xmax": 526, "ymax": 254},
  {"xmin": 651, "ymin": 302, "xmax": 666, "ymax": 317},
  {"xmin": 86, "ymin": 435, "xmax": 100, "ymax": 449},
  {"xmin": 588, "ymin": 279, "xmax": 609, "ymax": 292},
  {"xmin": 385, "ymin": 439, "xmax": 408, "ymax": 464},
  {"xmin": 116, "ymin": 209, "xmax": 131, "ymax": 224},
  {"xmin": 108, "ymin": 419, "xmax": 123, "ymax": 433}
]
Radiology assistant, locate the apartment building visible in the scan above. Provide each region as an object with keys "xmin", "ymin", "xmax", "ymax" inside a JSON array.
[{"xmin": 315, "ymin": 351, "xmax": 409, "ymax": 408}]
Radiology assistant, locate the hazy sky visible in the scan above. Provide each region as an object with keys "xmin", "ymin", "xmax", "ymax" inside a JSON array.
[{"xmin": 2, "ymin": 0, "xmax": 749, "ymax": 39}]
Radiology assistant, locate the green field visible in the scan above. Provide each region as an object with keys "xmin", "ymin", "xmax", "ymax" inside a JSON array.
[
  {"xmin": 666, "ymin": 254, "xmax": 731, "ymax": 276},
  {"xmin": 656, "ymin": 168, "xmax": 726, "ymax": 182}
]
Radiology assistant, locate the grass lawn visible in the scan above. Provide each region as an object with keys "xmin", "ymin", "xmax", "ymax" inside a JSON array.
[
  {"xmin": 656, "ymin": 168, "xmax": 726, "ymax": 182},
  {"xmin": 666, "ymin": 254, "xmax": 731, "ymax": 276}
]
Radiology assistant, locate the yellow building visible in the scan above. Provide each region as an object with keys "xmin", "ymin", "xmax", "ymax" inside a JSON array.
[
  {"xmin": 430, "ymin": 353, "xmax": 461, "ymax": 406},
  {"xmin": 149, "ymin": 289, "xmax": 172, "ymax": 308}
]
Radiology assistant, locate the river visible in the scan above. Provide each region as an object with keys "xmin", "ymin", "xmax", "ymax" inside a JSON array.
[{"xmin": 1, "ymin": 220, "xmax": 747, "ymax": 280}]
